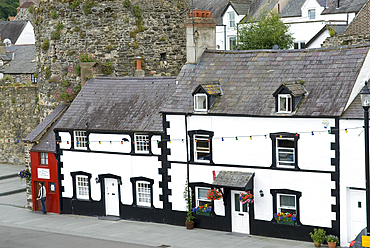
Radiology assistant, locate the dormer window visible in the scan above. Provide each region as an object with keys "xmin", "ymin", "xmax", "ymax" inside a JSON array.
[
  {"xmin": 192, "ymin": 83, "xmax": 222, "ymax": 112},
  {"xmin": 273, "ymin": 82, "xmax": 307, "ymax": 114},
  {"xmin": 278, "ymin": 94, "xmax": 292, "ymax": 113},
  {"xmin": 194, "ymin": 93, "xmax": 207, "ymax": 111},
  {"xmin": 308, "ymin": 9, "xmax": 315, "ymax": 19}
]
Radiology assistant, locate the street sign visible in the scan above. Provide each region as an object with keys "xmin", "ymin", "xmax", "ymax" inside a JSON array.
[{"xmin": 362, "ymin": 235, "xmax": 370, "ymax": 247}]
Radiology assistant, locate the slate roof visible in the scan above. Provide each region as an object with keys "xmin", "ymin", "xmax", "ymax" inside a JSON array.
[
  {"xmin": 213, "ymin": 171, "xmax": 254, "ymax": 190},
  {"xmin": 24, "ymin": 104, "xmax": 68, "ymax": 152},
  {"xmin": 247, "ymin": 0, "xmax": 279, "ymax": 20},
  {"xmin": 162, "ymin": 45, "xmax": 370, "ymax": 117},
  {"xmin": 321, "ymin": 0, "xmax": 368, "ymax": 14},
  {"xmin": 0, "ymin": 45, "xmax": 36, "ymax": 74},
  {"xmin": 55, "ymin": 77, "xmax": 177, "ymax": 132},
  {"xmin": 230, "ymin": 1, "xmax": 251, "ymax": 16},
  {"xmin": 0, "ymin": 20, "xmax": 28, "ymax": 45},
  {"xmin": 280, "ymin": 0, "xmax": 306, "ymax": 18},
  {"xmin": 275, "ymin": 82, "xmax": 307, "ymax": 97},
  {"xmin": 199, "ymin": 83, "xmax": 222, "ymax": 95}
]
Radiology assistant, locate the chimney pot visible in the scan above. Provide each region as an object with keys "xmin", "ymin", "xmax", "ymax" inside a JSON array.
[{"xmin": 136, "ymin": 56, "xmax": 142, "ymax": 70}]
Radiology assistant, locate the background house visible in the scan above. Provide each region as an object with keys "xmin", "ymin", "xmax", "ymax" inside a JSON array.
[
  {"xmin": 0, "ymin": 20, "xmax": 35, "ymax": 46},
  {"xmin": 280, "ymin": 0, "xmax": 368, "ymax": 48}
]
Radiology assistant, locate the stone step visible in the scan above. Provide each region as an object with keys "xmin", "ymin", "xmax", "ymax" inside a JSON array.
[
  {"xmin": 0, "ymin": 173, "xmax": 18, "ymax": 180},
  {"xmin": 0, "ymin": 176, "xmax": 27, "ymax": 196}
]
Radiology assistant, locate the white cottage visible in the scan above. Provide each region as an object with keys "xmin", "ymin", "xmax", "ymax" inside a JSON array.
[
  {"xmin": 53, "ymin": 76, "xmax": 182, "ymax": 223},
  {"xmin": 160, "ymin": 44, "xmax": 370, "ymax": 246}
]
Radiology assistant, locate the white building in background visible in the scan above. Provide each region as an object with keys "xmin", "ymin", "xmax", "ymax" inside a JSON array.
[{"xmin": 280, "ymin": 0, "xmax": 367, "ymax": 49}]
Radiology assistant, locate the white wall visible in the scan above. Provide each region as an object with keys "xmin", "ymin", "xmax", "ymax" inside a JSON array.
[
  {"xmin": 15, "ymin": 21, "xmax": 35, "ymax": 45},
  {"xmin": 339, "ymin": 119, "xmax": 366, "ymax": 246},
  {"xmin": 60, "ymin": 143, "xmax": 163, "ymax": 208},
  {"xmin": 166, "ymin": 114, "xmax": 337, "ymax": 228}
]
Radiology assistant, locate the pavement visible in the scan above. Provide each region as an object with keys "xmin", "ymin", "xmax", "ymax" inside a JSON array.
[{"xmin": 0, "ymin": 164, "xmax": 337, "ymax": 248}]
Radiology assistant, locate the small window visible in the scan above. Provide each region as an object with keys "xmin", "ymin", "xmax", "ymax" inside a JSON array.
[
  {"xmin": 278, "ymin": 94, "xmax": 292, "ymax": 113},
  {"xmin": 196, "ymin": 187, "xmax": 211, "ymax": 206},
  {"xmin": 228, "ymin": 12, "xmax": 235, "ymax": 28},
  {"xmin": 194, "ymin": 94, "xmax": 207, "ymax": 111},
  {"xmin": 40, "ymin": 152, "xmax": 48, "ymax": 165},
  {"xmin": 277, "ymin": 138, "xmax": 295, "ymax": 166},
  {"xmin": 293, "ymin": 42, "xmax": 305, "ymax": 49},
  {"xmin": 15, "ymin": 75, "xmax": 20, "ymax": 83},
  {"xmin": 194, "ymin": 135, "xmax": 210, "ymax": 162},
  {"xmin": 136, "ymin": 181, "xmax": 151, "ymax": 207},
  {"xmin": 76, "ymin": 175, "xmax": 89, "ymax": 200},
  {"xmin": 229, "ymin": 37, "xmax": 236, "ymax": 50},
  {"xmin": 135, "ymin": 134, "xmax": 150, "ymax": 153},
  {"xmin": 31, "ymin": 74, "xmax": 37, "ymax": 84},
  {"xmin": 49, "ymin": 182, "xmax": 55, "ymax": 193},
  {"xmin": 74, "ymin": 131, "xmax": 87, "ymax": 148},
  {"xmin": 278, "ymin": 194, "xmax": 296, "ymax": 214},
  {"xmin": 308, "ymin": 9, "xmax": 315, "ymax": 19}
]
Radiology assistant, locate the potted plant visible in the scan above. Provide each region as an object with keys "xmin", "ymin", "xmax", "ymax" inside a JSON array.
[
  {"xmin": 206, "ymin": 188, "xmax": 222, "ymax": 201},
  {"xmin": 183, "ymin": 180, "xmax": 195, "ymax": 229},
  {"xmin": 239, "ymin": 191, "xmax": 254, "ymax": 204},
  {"xmin": 309, "ymin": 228, "xmax": 326, "ymax": 247},
  {"xmin": 326, "ymin": 235, "xmax": 339, "ymax": 248}
]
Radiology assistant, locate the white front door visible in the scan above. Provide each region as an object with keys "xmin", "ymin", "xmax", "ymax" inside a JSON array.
[
  {"xmin": 348, "ymin": 189, "xmax": 366, "ymax": 242},
  {"xmin": 231, "ymin": 190, "xmax": 250, "ymax": 234},
  {"xmin": 105, "ymin": 178, "xmax": 120, "ymax": 216}
]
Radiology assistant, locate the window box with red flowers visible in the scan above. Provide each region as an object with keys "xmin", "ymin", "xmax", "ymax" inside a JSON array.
[{"xmin": 274, "ymin": 212, "xmax": 297, "ymax": 225}]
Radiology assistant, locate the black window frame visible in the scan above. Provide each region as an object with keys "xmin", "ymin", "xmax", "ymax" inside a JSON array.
[
  {"xmin": 71, "ymin": 171, "xmax": 92, "ymax": 201},
  {"xmin": 130, "ymin": 177, "xmax": 154, "ymax": 208},
  {"xmin": 271, "ymin": 189, "xmax": 302, "ymax": 225},
  {"xmin": 270, "ymin": 132, "xmax": 300, "ymax": 169},
  {"xmin": 188, "ymin": 130, "xmax": 214, "ymax": 164}
]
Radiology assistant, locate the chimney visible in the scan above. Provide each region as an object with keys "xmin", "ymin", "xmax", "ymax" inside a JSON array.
[
  {"xmin": 134, "ymin": 56, "xmax": 145, "ymax": 77},
  {"xmin": 17, "ymin": 7, "xmax": 20, "ymax": 14},
  {"xmin": 80, "ymin": 62, "xmax": 97, "ymax": 87},
  {"xmin": 186, "ymin": 10, "xmax": 216, "ymax": 64}
]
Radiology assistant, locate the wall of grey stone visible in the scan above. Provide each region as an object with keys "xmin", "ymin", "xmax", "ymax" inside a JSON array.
[
  {"xmin": 31, "ymin": 0, "xmax": 190, "ymax": 116},
  {"xmin": 322, "ymin": 34, "xmax": 370, "ymax": 48},
  {"xmin": 0, "ymin": 85, "xmax": 40, "ymax": 165}
]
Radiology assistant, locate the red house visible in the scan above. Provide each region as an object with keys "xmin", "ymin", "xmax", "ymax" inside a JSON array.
[{"xmin": 24, "ymin": 104, "xmax": 68, "ymax": 214}]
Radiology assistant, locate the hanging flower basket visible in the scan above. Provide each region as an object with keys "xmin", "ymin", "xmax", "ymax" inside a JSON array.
[
  {"xmin": 18, "ymin": 168, "xmax": 31, "ymax": 180},
  {"xmin": 239, "ymin": 191, "xmax": 254, "ymax": 204},
  {"xmin": 206, "ymin": 189, "xmax": 222, "ymax": 201},
  {"xmin": 192, "ymin": 204, "xmax": 212, "ymax": 215}
]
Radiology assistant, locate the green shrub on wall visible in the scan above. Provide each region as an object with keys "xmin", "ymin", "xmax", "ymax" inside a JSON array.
[
  {"xmin": 41, "ymin": 39, "xmax": 50, "ymax": 50},
  {"xmin": 51, "ymin": 9, "xmax": 58, "ymax": 19}
]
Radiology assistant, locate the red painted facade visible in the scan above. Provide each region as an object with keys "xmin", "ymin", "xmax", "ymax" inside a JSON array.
[{"xmin": 30, "ymin": 151, "xmax": 60, "ymax": 213}]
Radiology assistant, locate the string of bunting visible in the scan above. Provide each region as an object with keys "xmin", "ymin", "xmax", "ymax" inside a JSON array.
[{"xmin": 5, "ymin": 126, "xmax": 365, "ymax": 145}]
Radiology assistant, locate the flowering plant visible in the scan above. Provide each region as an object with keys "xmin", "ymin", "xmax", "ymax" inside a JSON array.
[
  {"xmin": 18, "ymin": 169, "xmax": 31, "ymax": 179},
  {"xmin": 54, "ymin": 80, "xmax": 81, "ymax": 105},
  {"xmin": 206, "ymin": 189, "xmax": 222, "ymax": 201},
  {"xmin": 77, "ymin": 52, "xmax": 98, "ymax": 62},
  {"xmin": 274, "ymin": 212, "xmax": 297, "ymax": 223},
  {"xmin": 192, "ymin": 204, "xmax": 212, "ymax": 213},
  {"xmin": 239, "ymin": 191, "xmax": 254, "ymax": 204}
]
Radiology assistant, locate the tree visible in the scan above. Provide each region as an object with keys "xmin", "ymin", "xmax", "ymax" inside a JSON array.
[
  {"xmin": 0, "ymin": 0, "xmax": 19, "ymax": 21},
  {"xmin": 237, "ymin": 10, "xmax": 294, "ymax": 50}
]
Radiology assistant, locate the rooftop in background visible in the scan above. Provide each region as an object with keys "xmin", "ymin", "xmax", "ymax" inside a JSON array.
[
  {"xmin": 55, "ymin": 77, "xmax": 178, "ymax": 132},
  {"xmin": 0, "ymin": 45, "xmax": 36, "ymax": 74}
]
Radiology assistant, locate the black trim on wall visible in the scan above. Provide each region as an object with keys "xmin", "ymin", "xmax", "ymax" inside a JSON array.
[
  {"xmin": 70, "ymin": 171, "xmax": 92, "ymax": 201},
  {"xmin": 130, "ymin": 177, "xmax": 154, "ymax": 208},
  {"xmin": 159, "ymin": 116, "xmax": 172, "ymax": 211},
  {"xmin": 329, "ymin": 118, "xmax": 340, "ymax": 238},
  {"xmin": 55, "ymin": 131, "xmax": 63, "ymax": 214},
  {"xmin": 270, "ymin": 132, "xmax": 300, "ymax": 169},
  {"xmin": 270, "ymin": 189, "xmax": 302, "ymax": 225},
  {"xmin": 188, "ymin": 130, "xmax": 215, "ymax": 164}
]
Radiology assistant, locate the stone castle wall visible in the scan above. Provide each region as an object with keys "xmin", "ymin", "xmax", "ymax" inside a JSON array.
[
  {"xmin": 31, "ymin": 0, "xmax": 190, "ymax": 116},
  {"xmin": 0, "ymin": 85, "xmax": 39, "ymax": 164},
  {"xmin": 322, "ymin": 34, "xmax": 370, "ymax": 48}
]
